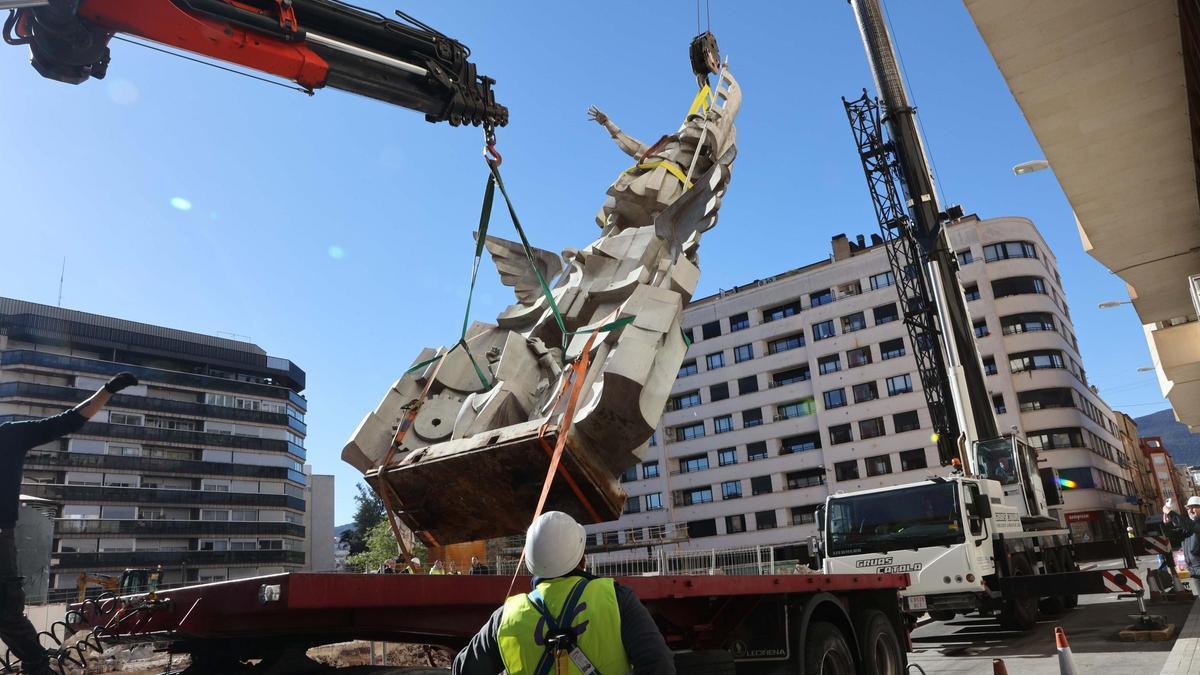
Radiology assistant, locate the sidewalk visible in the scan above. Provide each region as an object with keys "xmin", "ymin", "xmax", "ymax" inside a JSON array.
[{"xmin": 1161, "ymin": 596, "xmax": 1200, "ymax": 674}]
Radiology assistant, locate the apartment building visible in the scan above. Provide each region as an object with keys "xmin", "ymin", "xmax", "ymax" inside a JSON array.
[
  {"xmin": 1115, "ymin": 411, "xmax": 1157, "ymax": 529},
  {"xmin": 1141, "ymin": 437, "xmax": 1191, "ymax": 510},
  {"xmin": 590, "ymin": 214, "xmax": 1136, "ymax": 561},
  {"xmin": 0, "ymin": 297, "xmax": 322, "ymax": 591}
]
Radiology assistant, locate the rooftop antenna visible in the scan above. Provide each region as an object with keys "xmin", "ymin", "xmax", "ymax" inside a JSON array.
[{"xmin": 57, "ymin": 257, "xmax": 66, "ymax": 307}]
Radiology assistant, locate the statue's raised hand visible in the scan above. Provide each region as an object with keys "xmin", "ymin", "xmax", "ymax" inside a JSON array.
[{"xmin": 587, "ymin": 106, "xmax": 608, "ymax": 125}]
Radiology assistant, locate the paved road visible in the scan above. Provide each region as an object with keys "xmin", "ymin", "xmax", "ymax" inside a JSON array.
[{"xmin": 909, "ymin": 558, "xmax": 1193, "ymax": 674}]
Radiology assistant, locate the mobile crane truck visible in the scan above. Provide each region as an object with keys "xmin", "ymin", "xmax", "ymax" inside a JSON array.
[{"xmin": 815, "ymin": 0, "xmax": 1150, "ymax": 631}]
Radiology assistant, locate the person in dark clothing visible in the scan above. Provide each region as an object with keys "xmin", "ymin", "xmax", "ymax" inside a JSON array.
[
  {"xmin": 453, "ymin": 511, "xmax": 674, "ymax": 675},
  {"xmin": 1, "ymin": 372, "xmax": 138, "ymax": 675},
  {"xmin": 468, "ymin": 555, "xmax": 490, "ymax": 576},
  {"xmin": 1163, "ymin": 496, "xmax": 1200, "ymax": 596}
]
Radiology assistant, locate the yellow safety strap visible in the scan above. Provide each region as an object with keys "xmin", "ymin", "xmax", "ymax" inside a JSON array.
[
  {"xmin": 688, "ymin": 83, "xmax": 712, "ymax": 118},
  {"xmin": 623, "ymin": 160, "xmax": 692, "ymax": 189}
]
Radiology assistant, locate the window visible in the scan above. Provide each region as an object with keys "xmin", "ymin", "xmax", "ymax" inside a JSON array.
[
  {"xmin": 718, "ymin": 448, "xmax": 738, "ymax": 466},
  {"xmin": 729, "ymin": 312, "xmax": 750, "ymax": 332},
  {"xmin": 781, "ymin": 433, "xmax": 821, "ymax": 454},
  {"xmin": 880, "ymin": 338, "xmax": 905, "ymax": 360},
  {"xmin": 983, "ymin": 240, "xmax": 1038, "ymax": 262},
  {"xmin": 715, "ymin": 478, "xmax": 744, "ymax": 500},
  {"xmin": 1026, "ymin": 427, "xmax": 1084, "ymax": 451},
  {"xmin": 847, "ymin": 346, "xmax": 872, "ymax": 368},
  {"xmin": 823, "ymin": 388, "xmax": 848, "ymax": 409},
  {"xmin": 763, "ymin": 300, "xmax": 802, "ymax": 323},
  {"xmin": 741, "ymin": 408, "xmax": 763, "ymax": 428},
  {"xmin": 791, "ymin": 504, "xmax": 822, "ymax": 525},
  {"xmin": 973, "ymin": 319, "xmax": 989, "ymax": 338},
  {"xmin": 818, "ymin": 354, "xmax": 842, "ymax": 375},
  {"xmin": 838, "ymin": 280, "xmax": 862, "ymax": 297},
  {"xmin": 767, "ymin": 333, "xmax": 805, "ymax": 354},
  {"xmin": 1018, "ymin": 388, "xmax": 1075, "ymax": 412},
  {"xmin": 859, "ymin": 417, "xmax": 886, "ymax": 439},
  {"xmin": 835, "ymin": 460, "xmax": 860, "ymax": 481},
  {"xmin": 964, "ymin": 283, "xmax": 980, "ymax": 302},
  {"xmin": 671, "ymin": 391, "xmax": 702, "ymax": 410},
  {"xmin": 733, "ymin": 344, "xmax": 754, "ymax": 363},
  {"xmin": 841, "ymin": 312, "xmax": 866, "ymax": 333},
  {"xmin": 810, "ymin": 288, "xmax": 833, "ymax": 307},
  {"xmin": 642, "ymin": 461, "xmax": 660, "ymax": 479},
  {"xmin": 620, "ymin": 466, "xmax": 638, "ymax": 483},
  {"xmin": 747, "ymin": 441, "xmax": 768, "ymax": 461},
  {"xmin": 893, "ymin": 410, "xmax": 920, "ymax": 432},
  {"xmin": 109, "ymin": 412, "xmax": 143, "ymax": 426},
  {"xmin": 982, "ymin": 356, "xmax": 997, "ymax": 376},
  {"xmin": 957, "ymin": 249, "xmax": 975, "ymax": 265},
  {"xmin": 853, "ymin": 381, "xmax": 879, "ymax": 403},
  {"xmin": 710, "ymin": 382, "xmax": 730, "ymax": 402},
  {"xmin": 1056, "ymin": 468, "xmax": 1095, "ymax": 490},
  {"xmin": 992, "ymin": 276, "xmax": 1047, "ymax": 298},
  {"xmin": 886, "ymin": 374, "xmax": 913, "ymax": 395},
  {"xmin": 900, "ymin": 449, "xmax": 928, "ymax": 471},
  {"xmin": 829, "ymin": 424, "xmax": 853, "ymax": 445},
  {"xmin": 706, "ymin": 352, "xmax": 726, "ymax": 370},
  {"xmin": 865, "ymin": 454, "xmax": 893, "ymax": 477},
  {"xmin": 869, "ymin": 271, "xmax": 895, "ymax": 290},
  {"xmin": 648, "ymin": 432, "xmax": 657, "ymax": 447},
  {"xmin": 201, "ymin": 509, "xmax": 229, "ymax": 521},
  {"xmin": 681, "ymin": 453, "xmax": 710, "ymax": 473},
  {"xmin": 738, "ymin": 375, "xmax": 759, "ymax": 395},
  {"xmin": 676, "ymin": 422, "xmax": 705, "ymax": 441},
  {"xmin": 702, "ymin": 321, "xmax": 722, "ymax": 340},
  {"xmin": 645, "ymin": 493, "xmax": 663, "ymax": 510},
  {"xmin": 714, "ymin": 415, "xmax": 734, "ymax": 434},
  {"xmin": 624, "ymin": 496, "xmax": 642, "ymax": 514},
  {"xmin": 678, "ymin": 360, "xmax": 698, "ymax": 378},
  {"xmin": 771, "ymin": 367, "xmax": 810, "ymax": 387},
  {"xmin": 777, "ymin": 398, "xmax": 816, "ymax": 420},
  {"xmin": 231, "ymin": 509, "xmax": 258, "ymax": 522},
  {"xmin": 812, "ymin": 320, "xmax": 836, "ymax": 341},
  {"xmin": 200, "ymin": 540, "xmax": 229, "ymax": 552},
  {"xmin": 725, "ymin": 514, "xmax": 746, "ymax": 533},
  {"xmin": 873, "ymin": 303, "xmax": 899, "ymax": 325},
  {"xmin": 688, "ymin": 518, "xmax": 718, "ymax": 539},
  {"xmin": 755, "ymin": 510, "xmax": 778, "ymax": 530},
  {"xmin": 1009, "ymin": 350, "xmax": 1065, "ymax": 374},
  {"xmin": 751, "ymin": 476, "xmax": 774, "ymax": 496},
  {"xmin": 683, "ymin": 487, "xmax": 714, "ymax": 505},
  {"xmin": 992, "ymin": 393, "xmax": 1007, "ymax": 414},
  {"xmin": 1001, "ymin": 312, "xmax": 1056, "ymax": 335},
  {"xmin": 786, "ymin": 469, "xmax": 826, "ymax": 490}
]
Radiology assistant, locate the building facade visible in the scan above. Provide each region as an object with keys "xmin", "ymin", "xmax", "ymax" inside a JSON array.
[
  {"xmin": 0, "ymin": 298, "xmax": 316, "ymax": 592},
  {"xmin": 1141, "ymin": 437, "xmax": 1189, "ymax": 510},
  {"xmin": 588, "ymin": 214, "xmax": 1137, "ymax": 561},
  {"xmin": 1115, "ymin": 411, "xmax": 1157, "ymax": 529}
]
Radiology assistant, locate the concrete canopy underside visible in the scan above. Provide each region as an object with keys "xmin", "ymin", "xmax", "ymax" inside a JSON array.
[{"xmin": 965, "ymin": 0, "xmax": 1200, "ymax": 428}]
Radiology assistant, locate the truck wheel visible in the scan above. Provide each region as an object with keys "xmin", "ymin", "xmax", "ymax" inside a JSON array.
[
  {"xmin": 999, "ymin": 556, "xmax": 1039, "ymax": 631},
  {"xmin": 928, "ymin": 610, "xmax": 956, "ymax": 622},
  {"xmin": 854, "ymin": 610, "xmax": 903, "ymax": 675},
  {"xmin": 803, "ymin": 621, "xmax": 856, "ymax": 675},
  {"xmin": 673, "ymin": 649, "xmax": 735, "ymax": 674}
]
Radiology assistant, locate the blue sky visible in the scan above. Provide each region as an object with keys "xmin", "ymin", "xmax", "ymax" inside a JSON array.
[{"xmin": 0, "ymin": 1, "xmax": 1166, "ymax": 523}]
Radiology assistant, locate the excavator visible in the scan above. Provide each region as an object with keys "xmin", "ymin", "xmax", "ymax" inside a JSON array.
[
  {"xmin": 76, "ymin": 567, "xmax": 161, "ymax": 603},
  {"xmin": 1, "ymin": 0, "xmax": 508, "ymax": 128}
]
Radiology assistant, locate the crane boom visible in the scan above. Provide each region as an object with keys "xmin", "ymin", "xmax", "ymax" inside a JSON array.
[{"xmin": 3, "ymin": 0, "xmax": 507, "ymax": 127}]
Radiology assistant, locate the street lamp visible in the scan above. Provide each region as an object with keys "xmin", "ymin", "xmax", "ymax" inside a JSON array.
[
  {"xmin": 1137, "ymin": 366, "xmax": 1156, "ymax": 373},
  {"xmin": 1012, "ymin": 159, "xmax": 1050, "ymax": 176},
  {"xmin": 1098, "ymin": 300, "xmax": 1132, "ymax": 309}
]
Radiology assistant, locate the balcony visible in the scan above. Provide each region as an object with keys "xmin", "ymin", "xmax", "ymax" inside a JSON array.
[
  {"xmin": 0, "ymin": 349, "xmax": 300, "ymax": 404},
  {"xmin": 81, "ymin": 421, "xmax": 304, "ymax": 460},
  {"xmin": 51, "ymin": 549, "xmax": 306, "ymax": 570},
  {"xmin": 25, "ymin": 450, "xmax": 305, "ymax": 485},
  {"xmin": 54, "ymin": 519, "xmax": 304, "ymax": 538},
  {"xmin": 23, "ymin": 483, "xmax": 305, "ymax": 511},
  {"xmin": 0, "ymin": 382, "xmax": 299, "ymax": 431}
]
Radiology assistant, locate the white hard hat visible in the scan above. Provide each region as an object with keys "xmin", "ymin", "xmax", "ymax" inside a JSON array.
[
  {"xmin": 1187, "ymin": 496, "xmax": 1200, "ymax": 508},
  {"xmin": 411, "ymin": 557, "xmax": 421, "ymax": 565},
  {"xmin": 524, "ymin": 511, "xmax": 586, "ymax": 579}
]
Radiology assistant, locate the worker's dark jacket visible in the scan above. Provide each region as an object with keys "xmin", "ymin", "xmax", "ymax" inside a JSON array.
[
  {"xmin": 1164, "ymin": 512, "xmax": 1200, "ymax": 574},
  {"xmin": 0, "ymin": 410, "xmax": 85, "ymax": 529},
  {"xmin": 452, "ymin": 570, "xmax": 675, "ymax": 675}
]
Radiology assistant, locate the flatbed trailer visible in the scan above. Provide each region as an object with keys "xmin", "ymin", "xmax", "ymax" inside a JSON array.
[{"xmin": 63, "ymin": 572, "xmax": 911, "ymax": 674}]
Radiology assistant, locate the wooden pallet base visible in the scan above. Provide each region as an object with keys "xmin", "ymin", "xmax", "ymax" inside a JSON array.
[{"xmin": 1118, "ymin": 623, "xmax": 1176, "ymax": 641}]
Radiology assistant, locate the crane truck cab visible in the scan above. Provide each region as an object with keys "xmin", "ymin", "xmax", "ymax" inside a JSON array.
[{"xmin": 817, "ymin": 436, "xmax": 1077, "ymax": 629}]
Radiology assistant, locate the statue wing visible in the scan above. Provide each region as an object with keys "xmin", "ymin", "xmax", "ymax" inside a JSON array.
[{"xmin": 478, "ymin": 233, "xmax": 563, "ymax": 306}]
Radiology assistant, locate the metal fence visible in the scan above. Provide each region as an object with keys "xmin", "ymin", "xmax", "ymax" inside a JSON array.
[{"xmin": 496, "ymin": 544, "xmax": 812, "ymax": 578}]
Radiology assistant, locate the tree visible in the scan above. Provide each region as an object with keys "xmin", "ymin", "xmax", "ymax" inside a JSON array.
[
  {"xmin": 346, "ymin": 520, "xmax": 427, "ymax": 573},
  {"xmin": 346, "ymin": 482, "xmax": 386, "ymax": 555}
]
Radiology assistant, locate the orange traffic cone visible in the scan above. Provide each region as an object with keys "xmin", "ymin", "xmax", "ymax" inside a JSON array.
[
  {"xmin": 992, "ymin": 658, "xmax": 1008, "ymax": 674},
  {"xmin": 1055, "ymin": 626, "xmax": 1078, "ymax": 675}
]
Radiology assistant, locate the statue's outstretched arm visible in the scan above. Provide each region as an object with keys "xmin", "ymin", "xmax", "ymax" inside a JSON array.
[{"xmin": 588, "ymin": 106, "xmax": 648, "ymax": 159}]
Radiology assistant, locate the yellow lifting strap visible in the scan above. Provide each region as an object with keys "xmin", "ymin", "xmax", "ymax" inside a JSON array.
[
  {"xmin": 623, "ymin": 160, "xmax": 692, "ymax": 189},
  {"xmin": 688, "ymin": 83, "xmax": 712, "ymax": 118}
]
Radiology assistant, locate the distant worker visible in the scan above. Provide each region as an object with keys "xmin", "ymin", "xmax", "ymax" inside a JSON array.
[
  {"xmin": 430, "ymin": 560, "xmax": 446, "ymax": 575},
  {"xmin": 448, "ymin": 560, "xmax": 461, "ymax": 575},
  {"xmin": 1, "ymin": 372, "xmax": 139, "ymax": 675},
  {"xmin": 1127, "ymin": 526, "xmax": 1136, "ymax": 540},
  {"xmin": 469, "ymin": 555, "xmax": 490, "ymax": 576},
  {"xmin": 452, "ymin": 511, "xmax": 675, "ymax": 674},
  {"xmin": 379, "ymin": 558, "xmax": 397, "ymax": 574},
  {"xmin": 1164, "ymin": 498, "xmax": 1200, "ymax": 595}
]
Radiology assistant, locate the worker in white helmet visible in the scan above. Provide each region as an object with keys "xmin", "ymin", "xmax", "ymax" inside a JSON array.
[
  {"xmin": 452, "ymin": 511, "xmax": 675, "ymax": 674},
  {"xmin": 1164, "ymin": 497, "xmax": 1200, "ymax": 596}
]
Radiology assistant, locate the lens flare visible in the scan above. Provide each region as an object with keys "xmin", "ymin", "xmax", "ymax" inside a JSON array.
[
  {"xmin": 1057, "ymin": 477, "xmax": 1078, "ymax": 489},
  {"xmin": 327, "ymin": 245, "xmax": 345, "ymax": 259},
  {"xmin": 169, "ymin": 197, "xmax": 192, "ymax": 211}
]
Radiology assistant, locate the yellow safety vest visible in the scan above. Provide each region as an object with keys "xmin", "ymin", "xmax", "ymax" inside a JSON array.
[
  {"xmin": 430, "ymin": 568, "xmax": 446, "ymax": 575},
  {"xmin": 498, "ymin": 576, "xmax": 630, "ymax": 675}
]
